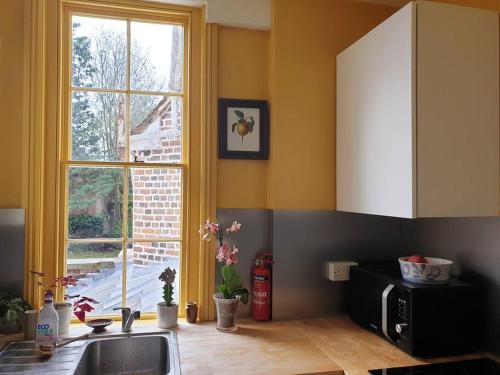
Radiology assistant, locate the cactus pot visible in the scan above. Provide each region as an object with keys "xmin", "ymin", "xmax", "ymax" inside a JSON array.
[
  {"xmin": 157, "ymin": 303, "xmax": 178, "ymax": 329},
  {"xmin": 213, "ymin": 293, "xmax": 239, "ymax": 333},
  {"xmin": 54, "ymin": 302, "xmax": 72, "ymax": 334}
]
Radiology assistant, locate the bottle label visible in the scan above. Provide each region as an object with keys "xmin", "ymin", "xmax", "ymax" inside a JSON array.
[{"xmin": 37, "ymin": 323, "xmax": 55, "ymax": 342}]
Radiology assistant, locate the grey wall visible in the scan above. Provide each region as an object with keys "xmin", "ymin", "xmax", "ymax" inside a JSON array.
[
  {"xmin": 0, "ymin": 209, "xmax": 25, "ymax": 297},
  {"xmin": 408, "ymin": 217, "xmax": 500, "ymax": 354},
  {"xmin": 216, "ymin": 208, "xmax": 410, "ymax": 318},
  {"xmin": 216, "ymin": 208, "xmax": 500, "ymax": 355},
  {"xmin": 272, "ymin": 210, "xmax": 410, "ymax": 319},
  {"xmin": 216, "ymin": 208, "xmax": 272, "ymax": 317}
]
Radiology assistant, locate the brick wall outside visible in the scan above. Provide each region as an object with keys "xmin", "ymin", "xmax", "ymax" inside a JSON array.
[{"xmin": 130, "ymin": 98, "xmax": 182, "ymax": 267}]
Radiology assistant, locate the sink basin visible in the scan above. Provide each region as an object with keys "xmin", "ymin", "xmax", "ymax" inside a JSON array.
[
  {"xmin": 0, "ymin": 332, "xmax": 179, "ymax": 375},
  {"xmin": 75, "ymin": 334, "xmax": 174, "ymax": 375}
]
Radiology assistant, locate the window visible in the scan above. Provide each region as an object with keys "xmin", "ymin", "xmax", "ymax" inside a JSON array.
[{"xmin": 63, "ymin": 11, "xmax": 187, "ymax": 315}]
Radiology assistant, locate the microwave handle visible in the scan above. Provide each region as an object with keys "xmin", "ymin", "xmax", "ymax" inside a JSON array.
[{"xmin": 382, "ymin": 283, "xmax": 395, "ymax": 342}]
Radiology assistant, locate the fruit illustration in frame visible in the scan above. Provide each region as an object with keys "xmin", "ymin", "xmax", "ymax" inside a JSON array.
[{"xmin": 231, "ymin": 110, "xmax": 255, "ymax": 142}]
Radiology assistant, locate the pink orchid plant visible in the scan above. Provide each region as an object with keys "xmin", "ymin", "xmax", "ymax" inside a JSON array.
[
  {"xmin": 199, "ymin": 219, "xmax": 248, "ymax": 304},
  {"xmin": 30, "ymin": 271, "xmax": 98, "ymax": 322}
]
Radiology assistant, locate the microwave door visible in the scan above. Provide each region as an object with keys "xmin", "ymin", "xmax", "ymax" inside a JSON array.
[
  {"xmin": 382, "ymin": 283, "xmax": 401, "ymax": 343},
  {"xmin": 382, "ymin": 284, "xmax": 395, "ymax": 342}
]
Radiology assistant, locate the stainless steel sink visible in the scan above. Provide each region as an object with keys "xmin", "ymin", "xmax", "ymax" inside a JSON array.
[
  {"xmin": 0, "ymin": 332, "xmax": 180, "ymax": 374},
  {"xmin": 74, "ymin": 334, "xmax": 176, "ymax": 375}
]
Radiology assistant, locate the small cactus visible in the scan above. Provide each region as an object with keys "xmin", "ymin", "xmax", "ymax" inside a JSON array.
[{"xmin": 159, "ymin": 267, "xmax": 176, "ymax": 307}]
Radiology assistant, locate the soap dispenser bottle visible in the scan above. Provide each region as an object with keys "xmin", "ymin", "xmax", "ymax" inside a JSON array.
[{"xmin": 35, "ymin": 290, "xmax": 59, "ymax": 348}]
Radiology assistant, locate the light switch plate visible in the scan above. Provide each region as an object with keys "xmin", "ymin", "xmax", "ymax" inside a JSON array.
[{"xmin": 326, "ymin": 261, "xmax": 359, "ymax": 281}]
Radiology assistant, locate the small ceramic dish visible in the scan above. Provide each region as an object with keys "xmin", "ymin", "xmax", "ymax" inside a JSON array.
[
  {"xmin": 85, "ymin": 318, "xmax": 113, "ymax": 333},
  {"xmin": 399, "ymin": 256, "xmax": 453, "ymax": 284}
]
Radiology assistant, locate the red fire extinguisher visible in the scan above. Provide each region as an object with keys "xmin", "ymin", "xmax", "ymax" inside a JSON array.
[{"xmin": 252, "ymin": 252, "xmax": 273, "ymax": 322}]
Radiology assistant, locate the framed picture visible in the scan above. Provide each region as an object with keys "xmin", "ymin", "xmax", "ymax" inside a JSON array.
[{"xmin": 218, "ymin": 98, "xmax": 269, "ymax": 160}]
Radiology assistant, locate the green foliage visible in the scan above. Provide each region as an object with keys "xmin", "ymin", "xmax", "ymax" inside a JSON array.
[
  {"xmin": 232, "ymin": 288, "xmax": 249, "ymax": 305},
  {"xmin": 219, "ymin": 284, "xmax": 230, "ymax": 298},
  {"xmin": 222, "ymin": 265, "xmax": 241, "ymax": 291},
  {"xmin": 72, "ymin": 22, "xmax": 99, "ymax": 160},
  {"xmin": 220, "ymin": 266, "xmax": 249, "ymax": 305},
  {"xmin": 68, "ymin": 168, "xmax": 123, "ymax": 238},
  {"xmin": 69, "ymin": 168, "xmax": 122, "ymax": 210},
  {"xmin": 67, "ymin": 242, "xmax": 121, "ymax": 259},
  {"xmin": 68, "ymin": 214, "xmax": 104, "ymax": 238},
  {"xmin": 163, "ymin": 283, "xmax": 174, "ymax": 307},
  {"xmin": 0, "ymin": 293, "xmax": 32, "ymax": 329}
]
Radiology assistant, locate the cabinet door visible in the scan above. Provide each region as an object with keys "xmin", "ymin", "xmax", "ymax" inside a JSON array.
[
  {"xmin": 416, "ymin": 1, "xmax": 499, "ymax": 217},
  {"xmin": 337, "ymin": 3, "xmax": 416, "ymax": 218}
]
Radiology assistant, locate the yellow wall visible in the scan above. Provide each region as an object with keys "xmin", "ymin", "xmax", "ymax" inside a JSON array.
[
  {"xmin": 1, "ymin": 0, "xmax": 498, "ymax": 213},
  {"xmin": 215, "ymin": 1, "xmax": 398, "ymax": 210},
  {"xmin": 215, "ymin": 0, "xmax": 500, "ymax": 210},
  {"xmin": 0, "ymin": 0, "xmax": 26, "ymax": 208},
  {"xmin": 429, "ymin": 0, "xmax": 500, "ymax": 11},
  {"xmin": 267, "ymin": 0, "xmax": 397, "ymax": 209},
  {"xmin": 217, "ymin": 26, "xmax": 269, "ymax": 208}
]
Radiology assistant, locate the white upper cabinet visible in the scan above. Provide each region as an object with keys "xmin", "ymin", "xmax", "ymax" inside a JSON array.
[{"xmin": 336, "ymin": 1, "xmax": 499, "ymax": 218}]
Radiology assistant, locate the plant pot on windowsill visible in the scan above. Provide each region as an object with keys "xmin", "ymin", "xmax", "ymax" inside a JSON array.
[
  {"xmin": 157, "ymin": 303, "xmax": 178, "ymax": 329},
  {"xmin": 157, "ymin": 267, "xmax": 178, "ymax": 329},
  {"xmin": 213, "ymin": 293, "xmax": 240, "ymax": 333},
  {"xmin": 54, "ymin": 302, "xmax": 72, "ymax": 334}
]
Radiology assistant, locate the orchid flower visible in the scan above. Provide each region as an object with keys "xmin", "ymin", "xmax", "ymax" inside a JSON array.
[
  {"xmin": 199, "ymin": 219, "xmax": 221, "ymax": 242},
  {"xmin": 216, "ymin": 244, "xmax": 239, "ymax": 265},
  {"xmin": 226, "ymin": 221, "xmax": 242, "ymax": 233},
  {"xmin": 226, "ymin": 246, "xmax": 239, "ymax": 266}
]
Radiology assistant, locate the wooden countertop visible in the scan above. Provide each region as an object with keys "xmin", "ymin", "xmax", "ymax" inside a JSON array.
[
  {"xmin": 176, "ymin": 316, "xmax": 497, "ymax": 375},
  {"xmin": 1, "ymin": 316, "xmax": 497, "ymax": 375}
]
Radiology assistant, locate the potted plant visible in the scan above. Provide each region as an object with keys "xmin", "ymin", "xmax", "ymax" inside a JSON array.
[
  {"xmin": 200, "ymin": 219, "xmax": 248, "ymax": 332},
  {"xmin": 0, "ymin": 293, "xmax": 32, "ymax": 334},
  {"xmin": 31, "ymin": 271, "xmax": 98, "ymax": 334},
  {"xmin": 157, "ymin": 267, "xmax": 178, "ymax": 328}
]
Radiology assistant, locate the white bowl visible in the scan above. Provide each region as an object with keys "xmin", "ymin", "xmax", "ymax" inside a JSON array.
[{"xmin": 398, "ymin": 257, "xmax": 453, "ymax": 284}]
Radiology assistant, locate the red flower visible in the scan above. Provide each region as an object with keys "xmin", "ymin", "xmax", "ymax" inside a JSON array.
[
  {"xmin": 78, "ymin": 303, "xmax": 95, "ymax": 312},
  {"xmin": 58, "ymin": 276, "xmax": 78, "ymax": 287},
  {"xmin": 76, "ymin": 296, "xmax": 98, "ymax": 305},
  {"xmin": 74, "ymin": 310, "xmax": 86, "ymax": 322}
]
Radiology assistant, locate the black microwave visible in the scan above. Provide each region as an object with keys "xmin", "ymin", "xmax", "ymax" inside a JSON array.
[{"xmin": 347, "ymin": 263, "xmax": 483, "ymax": 357}]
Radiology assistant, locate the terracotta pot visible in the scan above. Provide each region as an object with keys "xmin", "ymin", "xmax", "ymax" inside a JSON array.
[
  {"xmin": 54, "ymin": 302, "xmax": 72, "ymax": 334},
  {"xmin": 157, "ymin": 303, "xmax": 178, "ymax": 329},
  {"xmin": 185, "ymin": 301, "xmax": 198, "ymax": 324},
  {"xmin": 213, "ymin": 293, "xmax": 239, "ymax": 333}
]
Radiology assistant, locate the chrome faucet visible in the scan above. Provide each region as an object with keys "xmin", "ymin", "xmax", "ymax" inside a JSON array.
[{"xmin": 113, "ymin": 307, "xmax": 141, "ymax": 332}]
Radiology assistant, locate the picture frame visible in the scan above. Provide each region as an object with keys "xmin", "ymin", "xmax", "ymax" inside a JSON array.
[{"xmin": 218, "ymin": 98, "xmax": 269, "ymax": 160}]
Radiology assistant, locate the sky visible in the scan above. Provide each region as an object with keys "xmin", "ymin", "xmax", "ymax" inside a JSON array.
[{"xmin": 72, "ymin": 15, "xmax": 183, "ymax": 91}]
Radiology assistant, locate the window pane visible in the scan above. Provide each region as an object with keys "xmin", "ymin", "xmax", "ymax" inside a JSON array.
[
  {"xmin": 68, "ymin": 167, "xmax": 124, "ymax": 239},
  {"xmin": 72, "ymin": 16, "xmax": 127, "ymax": 90},
  {"xmin": 71, "ymin": 91, "xmax": 126, "ymax": 162},
  {"xmin": 128, "ymin": 168, "xmax": 182, "ymax": 240},
  {"xmin": 126, "ymin": 242, "xmax": 180, "ymax": 312},
  {"xmin": 66, "ymin": 242, "xmax": 123, "ymax": 315},
  {"xmin": 130, "ymin": 21, "xmax": 183, "ymax": 93},
  {"xmin": 130, "ymin": 95, "xmax": 182, "ymax": 163}
]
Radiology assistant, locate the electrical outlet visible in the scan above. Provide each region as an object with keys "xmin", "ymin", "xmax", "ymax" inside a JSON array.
[{"xmin": 326, "ymin": 261, "xmax": 359, "ymax": 282}]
